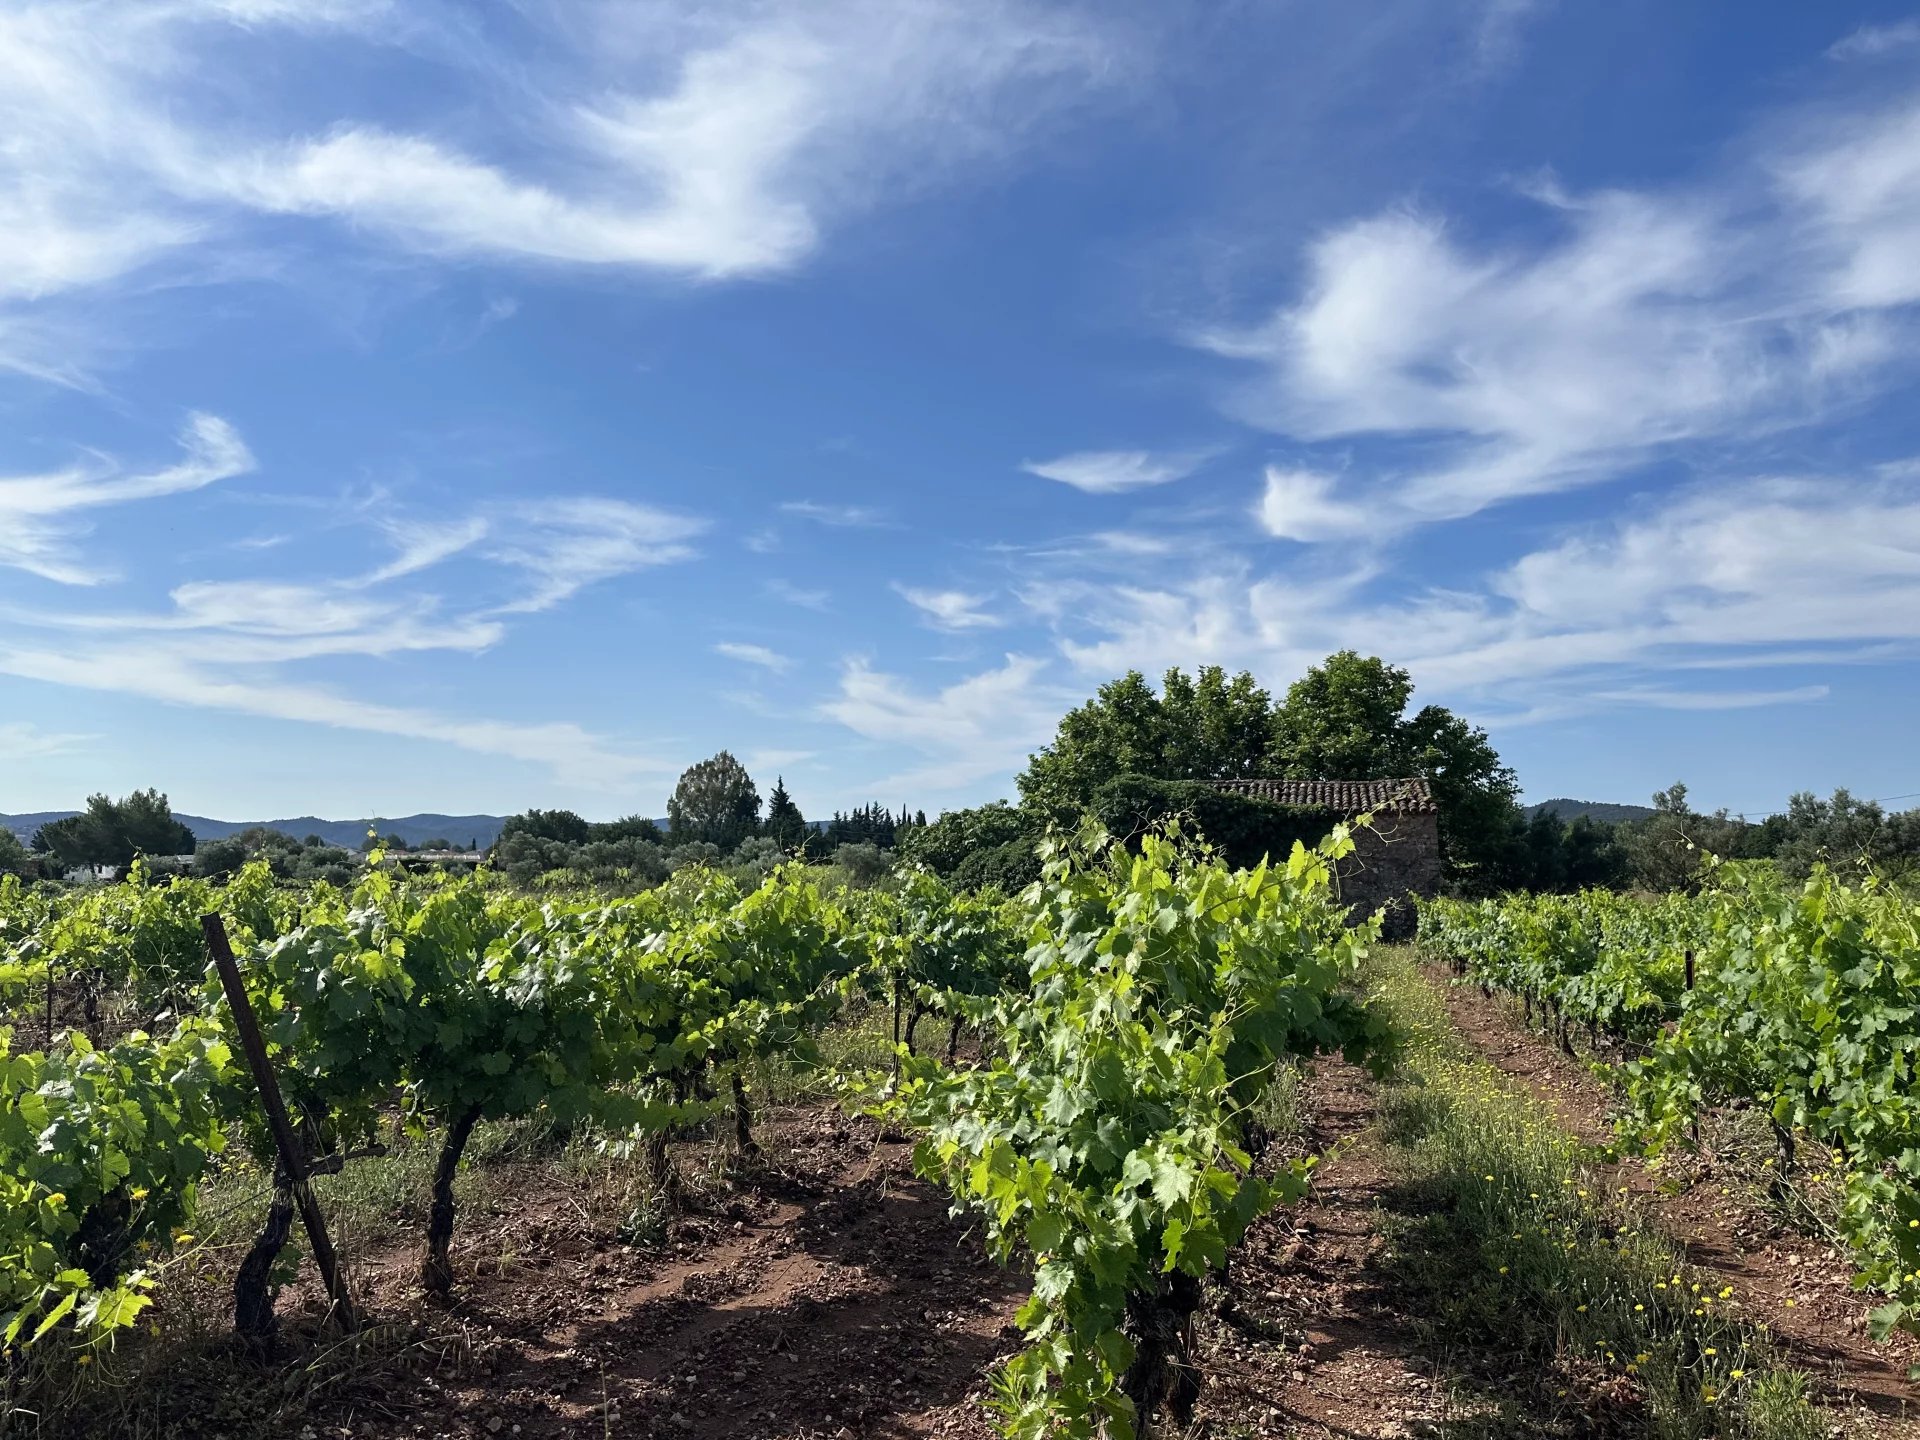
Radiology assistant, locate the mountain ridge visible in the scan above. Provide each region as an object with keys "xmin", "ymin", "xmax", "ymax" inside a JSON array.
[
  {"xmin": 1524, "ymin": 798, "xmax": 1658, "ymax": 824},
  {"xmin": 0, "ymin": 812, "xmax": 514, "ymax": 851}
]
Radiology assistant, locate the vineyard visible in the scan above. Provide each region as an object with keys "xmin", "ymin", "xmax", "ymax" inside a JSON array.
[
  {"xmin": 0, "ymin": 827, "xmax": 1383, "ymax": 1438},
  {"xmin": 6, "ymin": 835, "xmax": 1920, "ymax": 1438},
  {"xmin": 1422, "ymin": 864, "xmax": 1920, "ymax": 1342}
]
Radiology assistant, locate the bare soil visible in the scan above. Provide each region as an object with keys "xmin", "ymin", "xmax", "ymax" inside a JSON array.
[{"xmin": 48, "ymin": 1109, "xmax": 1025, "ymax": 1440}]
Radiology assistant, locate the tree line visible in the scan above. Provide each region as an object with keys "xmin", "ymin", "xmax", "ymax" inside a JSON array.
[{"xmin": 10, "ymin": 651, "xmax": 1913, "ymax": 896}]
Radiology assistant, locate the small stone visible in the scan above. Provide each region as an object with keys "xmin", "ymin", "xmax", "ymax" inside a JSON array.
[{"xmin": 486, "ymin": 1420, "xmax": 503, "ymax": 1436}]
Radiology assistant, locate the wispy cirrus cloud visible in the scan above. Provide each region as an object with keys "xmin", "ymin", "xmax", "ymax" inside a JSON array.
[
  {"xmin": 0, "ymin": 721, "xmax": 92, "ymax": 760},
  {"xmin": 778, "ymin": 500, "xmax": 893, "ymax": 528},
  {"xmin": 715, "ymin": 641, "xmax": 795, "ymax": 672},
  {"xmin": 0, "ymin": 0, "xmax": 1127, "ymax": 378},
  {"xmin": 0, "ymin": 413, "xmax": 254, "ymax": 582},
  {"xmin": 1011, "ymin": 467, "xmax": 1920, "ymax": 718},
  {"xmin": 1252, "ymin": 466, "xmax": 1370, "ymax": 543},
  {"xmin": 1828, "ymin": 20, "xmax": 1920, "ymax": 60},
  {"xmin": 766, "ymin": 578, "xmax": 831, "ymax": 611},
  {"xmin": 819, "ymin": 653, "xmax": 1071, "ymax": 793},
  {"xmin": 0, "ymin": 420, "xmax": 707, "ymax": 786},
  {"xmin": 1199, "ymin": 88, "xmax": 1920, "ymax": 535},
  {"xmin": 0, "ymin": 641, "xmax": 670, "ymax": 788},
  {"xmin": 1592, "ymin": 685, "xmax": 1830, "ymax": 711},
  {"xmin": 894, "ymin": 584, "xmax": 1003, "ymax": 631},
  {"xmin": 1021, "ymin": 448, "xmax": 1214, "ymax": 494},
  {"xmin": 488, "ymin": 498, "xmax": 707, "ymax": 613}
]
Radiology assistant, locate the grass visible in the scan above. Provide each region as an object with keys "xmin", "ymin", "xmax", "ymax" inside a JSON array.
[{"xmin": 1365, "ymin": 946, "xmax": 1831, "ymax": 1440}]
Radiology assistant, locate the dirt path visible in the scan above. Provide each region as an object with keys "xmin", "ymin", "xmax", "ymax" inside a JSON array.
[
  {"xmin": 1194, "ymin": 1057, "xmax": 1454, "ymax": 1439},
  {"xmin": 1436, "ymin": 968, "xmax": 1920, "ymax": 1420}
]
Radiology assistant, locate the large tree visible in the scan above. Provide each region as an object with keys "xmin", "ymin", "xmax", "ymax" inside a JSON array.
[
  {"xmin": 1270, "ymin": 652, "xmax": 1522, "ymax": 890},
  {"xmin": 763, "ymin": 777, "xmax": 808, "ymax": 851},
  {"xmin": 666, "ymin": 751, "xmax": 762, "ymax": 850},
  {"xmin": 1017, "ymin": 652, "xmax": 1524, "ymax": 890},
  {"xmin": 898, "ymin": 801, "xmax": 1032, "ymax": 877},
  {"xmin": 496, "ymin": 809, "xmax": 594, "ymax": 847},
  {"xmin": 31, "ymin": 790, "xmax": 196, "ymax": 869},
  {"xmin": 0, "ymin": 826, "xmax": 32, "ymax": 878},
  {"xmin": 1018, "ymin": 666, "xmax": 1274, "ymax": 822}
]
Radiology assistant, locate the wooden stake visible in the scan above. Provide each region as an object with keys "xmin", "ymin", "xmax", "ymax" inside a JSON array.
[{"xmin": 202, "ymin": 914, "xmax": 359, "ymax": 1333}]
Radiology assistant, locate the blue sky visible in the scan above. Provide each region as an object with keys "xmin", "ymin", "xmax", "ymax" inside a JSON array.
[{"xmin": 4, "ymin": 0, "xmax": 1920, "ymax": 824}]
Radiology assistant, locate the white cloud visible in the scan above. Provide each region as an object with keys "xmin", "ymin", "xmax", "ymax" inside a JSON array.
[
  {"xmin": 1253, "ymin": 466, "xmax": 1370, "ymax": 542},
  {"xmin": 779, "ymin": 500, "xmax": 892, "ymax": 528},
  {"xmin": 1592, "ymin": 685, "xmax": 1830, "ymax": 711},
  {"xmin": 0, "ymin": 413, "xmax": 254, "ymax": 582},
  {"xmin": 0, "ymin": 443, "xmax": 708, "ymax": 786},
  {"xmin": 1016, "ymin": 468, "xmax": 1920, "ymax": 719},
  {"xmin": 1776, "ymin": 96, "xmax": 1920, "ymax": 309},
  {"xmin": 1828, "ymin": 21, "xmax": 1920, "ymax": 60},
  {"xmin": 0, "ymin": 721, "xmax": 91, "ymax": 760},
  {"xmin": 715, "ymin": 641, "xmax": 794, "ymax": 672},
  {"xmin": 819, "ymin": 653, "xmax": 1068, "ymax": 792},
  {"xmin": 894, "ymin": 584, "xmax": 1003, "ymax": 631},
  {"xmin": 488, "ymin": 498, "xmax": 706, "ymax": 613},
  {"xmin": 0, "ymin": 642, "xmax": 665, "ymax": 789},
  {"xmin": 767, "ymin": 578, "xmax": 831, "ymax": 611},
  {"xmin": 1201, "ymin": 91, "xmax": 1920, "ymax": 532},
  {"xmin": 1089, "ymin": 531, "xmax": 1177, "ymax": 557},
  {"xmin": 356, "ymin": 515, "xmax": 489, "ymax": 587},
  {"xmin": 0, "ymin": 0, "xmax": 1124, "ymax": 378},
  {"xmin": 1021, "ymin": 448, "xmax": 1214, "ymax": 494}
]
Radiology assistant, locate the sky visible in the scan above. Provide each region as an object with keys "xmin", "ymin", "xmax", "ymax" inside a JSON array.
[{"xmin": 3, "ymin": 0, "xmax": 1920, "ymax": 824}]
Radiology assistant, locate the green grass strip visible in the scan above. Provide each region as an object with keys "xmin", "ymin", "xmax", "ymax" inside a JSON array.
[{"xmin": 1366, "ymin": 948, "xmax": 1829, "ymax": 1440}]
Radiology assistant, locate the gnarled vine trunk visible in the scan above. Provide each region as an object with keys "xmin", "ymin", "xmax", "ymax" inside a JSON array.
[
  {"xmin": 732, "ymin": 1070, "xmax": 759, "ymax": 1158},
  {"xmin": 1116, "ymin": 1270, "xmax": 1203, "ymax": 1435},
  {"xmin": 234, "ymin": 1172, "xmax": 295, "ymax": 1340},
  {"xmin": 647, "ymin": 1073, "xmax": 693, "ymax": 1205},
  {"xmin": 421, "ymin": 1103, "xmax": 484, "ymax": 1298}
]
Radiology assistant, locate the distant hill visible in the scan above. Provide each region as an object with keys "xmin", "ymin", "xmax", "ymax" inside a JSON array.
[
  {"xmin": 1525, "ymin": 798, "xmax": 1657, "ymax": 825},
  {"xmin": 0, "ymin": 811, "xmax": 513, "ymax": 851}
]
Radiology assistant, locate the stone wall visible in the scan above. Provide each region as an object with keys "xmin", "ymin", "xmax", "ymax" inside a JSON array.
[{"xmin": 1332, "ymin": 810, "xmax": 1443, "ymax": 940}]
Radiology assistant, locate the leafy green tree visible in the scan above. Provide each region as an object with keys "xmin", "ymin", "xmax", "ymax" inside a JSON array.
[
  {"xmin": 1615, "ymin": 782, "xmax": 1770, "ymax": 892},
  {"xmin": 0, "ymin": 826, "xmax": 31, "ymax": 878},
  {"xmin": 763, "ymin": 777, "xmax": 808, "ymax": 851},
  {"xmin": 824, "ymin": 802, "xmax": 904, "ymax": 849},
  {"xmin": 496, "ymin": 809, "xmax": 593, "ymax": 847},
  {"xmin": 1268, "ymin": 652, "xmax": 1414, "ymax": 777},
  {"xmin": 1018, "ymin": 666, "xmax": 1274, "ymax": 822},
  {"xmin": 897, "ymin": 801, "xmax": 1032, "ymax": 877},
  {"xmin": 194, "ymin": 837, "xmax": 250, "ymax": 879},
  {"xmin": 832, "ymin": 841, "xmax": 890, "ymax": 886},
  {"xmin": 30, "ymin": 790, "xmax": 195, "ymax": 869},
  {"xmin": 667, "ymin": 751, "xmax": 762, "ymax": 849},
  {"xmin": 588, "ymin": 815, "xmax": 663, "ymax": 845},
  {"xmin": 1761, "ymin": 789, "xmax": 1920, "ymax": 881},
  {"xmin": 1270, "ymin": 652, "xmax": 1522, "ymax": 892}
]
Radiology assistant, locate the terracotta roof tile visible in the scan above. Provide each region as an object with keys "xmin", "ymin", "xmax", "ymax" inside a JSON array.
[{"xmin": 1207, "ymin": 777, "xmax": 1437, "ymax": 814}]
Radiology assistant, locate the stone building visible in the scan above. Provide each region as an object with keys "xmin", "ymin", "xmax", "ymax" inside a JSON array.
[{"xmin": 1207, "ymin": 777, "xmax": 1442, "ymax": 938}]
